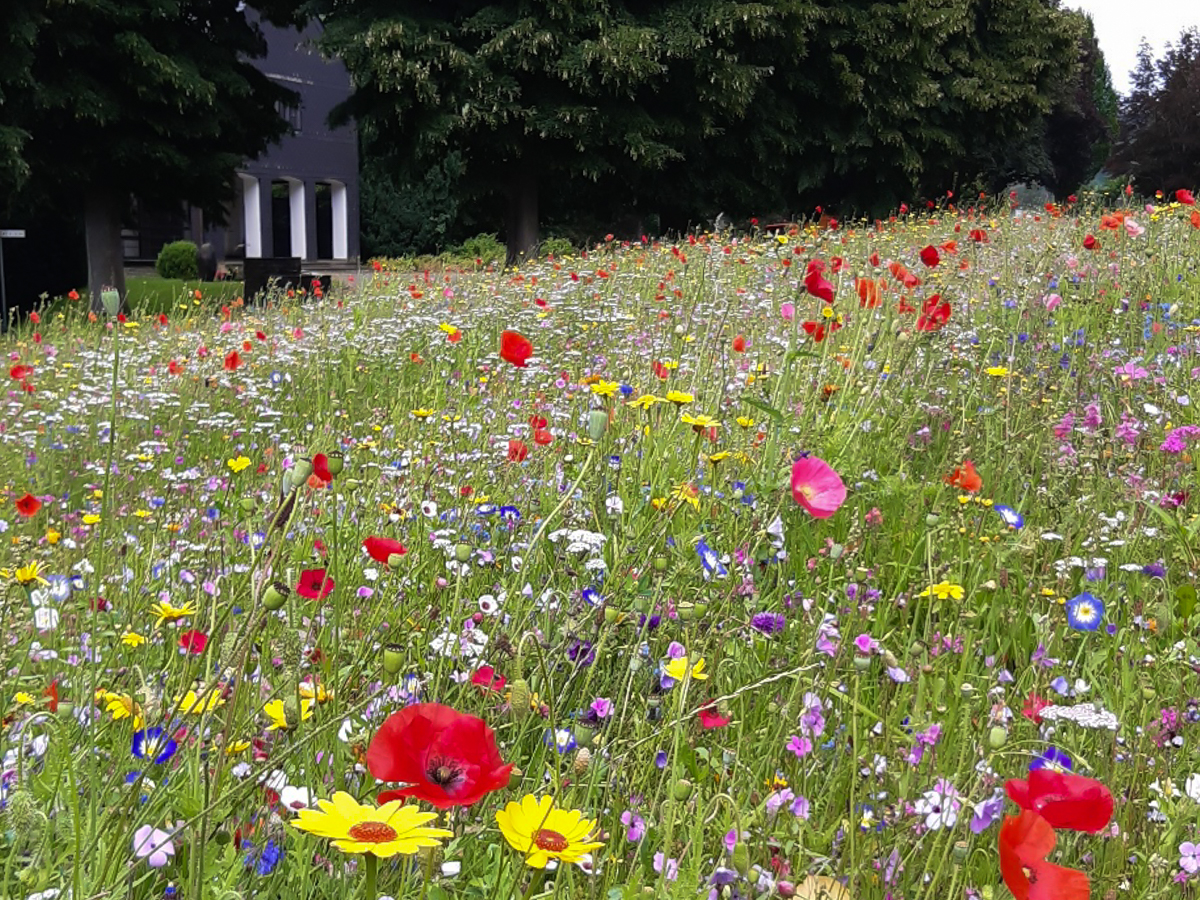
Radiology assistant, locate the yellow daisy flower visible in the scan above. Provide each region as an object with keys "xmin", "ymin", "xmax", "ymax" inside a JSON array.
[
  {"xmin": 495, "ymin": 795, "xmax": 604, "ymax": 869},
  {"xmin": 227, "ymin": 455, "xmax": 252, "ymax": 473},
  {"xmin": 590, "ymin": 380, "xmax": 620, "ymax": 398},
  {"xmin": 11, "ymin": 561, "xmax": 50, "ymax": 586},
  {"xmin": 121, "ymin": 632, "xmax": 147, "ymax": 648},
  {"xmin": 291, "ymin": 792, "xmax": 452, "ymax": 858},
  {"xmin": 626, "ymin": 393, "xmax": 663, "ymax": 410},
  {"xmin": 735, "ymin": 416, "xmax": 755, "ymax": 429},
  {"xmin": 665, "ymin": 390, "xmax": 694, "ymax": 405},
  {"xmin": 176, "ymin": 688, "xmax": 226, "ymax": 715},
  {"xmin": 264, "ymin": 697, "xmax": 315, "ymax": 731},
  {"xmin": 150, "ymin": 598, "xmax": 197, "ymax": 627},
  {"xmin": 918, "ymin": 581, "xmax": 965, "ymax": 601},
  {"xmin": 681, "ymin": 412, "xmax": 720, "ymax": 430}
]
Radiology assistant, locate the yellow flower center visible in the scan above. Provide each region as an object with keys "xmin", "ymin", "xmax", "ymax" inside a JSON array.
[
  {"xmin": 534, "ymin": 828, "xmax": 569, "ymax": 852},
  {"xmin": 348, "ymin": 821, "xmax": 398, "ymax": 843}
]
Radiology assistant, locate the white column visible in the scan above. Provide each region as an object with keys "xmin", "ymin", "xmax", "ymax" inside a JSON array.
[
  {"xmin": 287, "ymin": 177, "xmax": 306, "ymax": 260},
  {"xmin": 330, "ymin": 180, "xmax": 348, "ymax": 259},
  {"xmin": 239, "ymin": 174, "xmax": 262, "ymax": 258}
]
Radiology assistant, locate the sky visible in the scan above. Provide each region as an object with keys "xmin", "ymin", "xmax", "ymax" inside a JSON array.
[{"xmin": 1067, "ymin": 0, "xmax": 1198, "ymax": 95}]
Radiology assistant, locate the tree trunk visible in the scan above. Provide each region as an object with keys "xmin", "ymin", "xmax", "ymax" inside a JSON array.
[
  {"xmin": 505, "ymin": 159, "xmax": 538, "ymax": 267},
  {"xmin": 84, "ymin": 187, "xmax": 126, "ymax": 314}
]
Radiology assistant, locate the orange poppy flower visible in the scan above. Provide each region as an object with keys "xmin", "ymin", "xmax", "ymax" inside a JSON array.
[
  {"xmin": 944, "ymin": 460, "xmax": 982, "ymax": 493},
  {"xmin": 998, "ymin": 811, "xmax": 1089, "ymax": 900}
]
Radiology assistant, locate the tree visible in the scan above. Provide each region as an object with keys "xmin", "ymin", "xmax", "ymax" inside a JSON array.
[
  {"xmin": 313, "ymin": 0, "xmax": 782, "ymax": 262},
  {"xmin": 1109, "ymin": 28, "xmax": 1200, "ymax": 193},
  {"xmin": 0, "ymin": 0, "xmax": 304, "ymax": 310}
]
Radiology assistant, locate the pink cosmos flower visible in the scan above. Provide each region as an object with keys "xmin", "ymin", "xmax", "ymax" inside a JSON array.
[{"xmin": 790, "ymin": 456, "xmax": 847, "ymax": 518}]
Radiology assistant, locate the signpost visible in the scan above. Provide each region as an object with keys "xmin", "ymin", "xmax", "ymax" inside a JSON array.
[{"xmin": 0, "ymin": 228, "xmax": 24, "ymax": 333}]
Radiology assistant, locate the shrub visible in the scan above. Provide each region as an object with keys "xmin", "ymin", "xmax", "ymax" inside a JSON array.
[
  {"xmin": 156, "ymin": 241, "xmax": 198, "ymax": 280},
  {"xmin": 451, "ymin": 233, "xmax": 505, "ymax": 265},
  {"xmin": 539, "ymin": 236, "xmax": 575, "ymax": 258}
]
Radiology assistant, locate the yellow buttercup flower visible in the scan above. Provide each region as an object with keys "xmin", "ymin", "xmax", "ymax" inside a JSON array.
[
  {"xmin": 263, "ymin": 698, "xmax": 315, "ymax": 731},
  {"xmin": 291, "ymin": 792, "xmax": 452, "ymax": 858},
  {"xmin": 735, "ymin": 416, "xmax": 755, "ymax": 429},
  {"xmin": 626, "ymin": 393, "xmax": 663, "ymax": 410},
  {"xmin": 681, "ymin": 412, "xmax": 720, "ymax": 430},
  {"xmin": 45, "ymin": 528, "xmax": 60, "ymax": 545},
  {"xmin": 121, "ymin": 632, "xmax": 147, "ymax": 648},
  {"xmin": 176, "ymin": 688, "xmax": 225, "ymax": 715},
  {"xmin": 590, "ymin": 380, "xmax": 620, "ymax": 399},
  {"xmin": 708, "ymin": 451, "xmax": 731, "ymax": 464},
  {"xmin": 150, "ymin": 598, "xmax": 197, "ymax": 627},
  {"xmin": 411, "ymin": 408, "xmax": 435, "ymax": 418},
  {"xmin": 82, "ymin": 514, "xmax": 102, "ymax": 526},
  {"xmin": 918, "ymin": 581, "xmax": 965, "ymax": 601},
  {"xmin": 985, "ymin": 366, "xmax": 1010, "ymax": 377},
  {"xmin": 495, "ymin": 795, "xmax": 604, "ymax": 869},
  {"xmin": 227, "ymin": 455, "xmax": 252, "ymax": 473},
  {"xmin": 225, "ymin": 739, "xmax": 252, "ymax": 754},
  {"xmin": 665, "ymin": 390, "xmax": 694, "ymax": 405},
  {"xmin": 14, "ymin": 691, "xmax": 36, "ymax": 705},
  {"xmin": 663, "ymin": 656, "xmax": 708, "ymax": 682}
]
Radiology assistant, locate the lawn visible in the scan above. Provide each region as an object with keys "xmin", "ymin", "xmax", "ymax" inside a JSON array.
[{"xmin": 3, "ymin": 197, "xmax": 1200, "ymax": 900}]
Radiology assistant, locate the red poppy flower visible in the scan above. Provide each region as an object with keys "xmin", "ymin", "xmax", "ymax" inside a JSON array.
[
  {"xmin": 1192, "ymin": 211, "xmax": 1200, "ymax": 229},
  {"xmin": 919, "ymin": 245, "xmax": 940, "ymax": 267},
  {"xmin": 1177, "ymin": 189, "xmax": 1196, "ymax": 205},
  {"xmin": 9, "ymin": 364, "xmax": 33, "ymax": 380},
  {"xmin": 15, "ymin": 493, "xmax": 41, "ymax": 517},
  {"xmin": 944, "ymin": 460, "xmax": 983, "ymax": 493},
  {"xmin": 999, "ymin": 811, "xmax": 1089, "ymax": 900},
  {"xmin": 312, "ymin": 453, "xmax": 333, "ymax": 483},
  {"xmin": 529, "ymin": 414, "xmax": 548, "ymax": 429},
  {"xmin": 916, "ymin": 295, "xmax": 951, "ymax": 332},
  {"xmin": 1082, "ymin": 234, "xmax": 1098, "ymax": 250},
  {"xmin": 533, "ymin": 428, "xmax": 553, "ymax": 446},
  {"xmin": 804, "ymin": 269, "xmax": 835, "ymax": 303},
  {"xmin": 507, "ymin": 439, "xmax": 529, "ymax": 462},
  {"xmin": 447, "ymin": 329, "xmax": 462, "ymax": 344},
  {"xmin": 1005, "ymin": 770, "xmax": 1113, "ymax": 833},
  {"xmin": 856, "ymin": 278, "xmax": 883, "ymax": 308},
  {"xmin": 224, "ymin": 350, "xmax": 241, "ymax": 371},
  {"xmin": 68, "ymin": 290, "xmax": 80, "ymax": 301},
  {"xmin": 368, "ymin": 703, "xmax": 513, "ymax": 809},
  {"xmin": 178, "ymin": 630, "xmax": 208, "ymax": 654},
  {"xmin": 158, "ymin": 313, "xmax": 169, "ymax": 326},
  {"xmin": 499, "ymin": 330, "xmax": 533, "ymax": 367},
  {"xmin": 29, "ymin": 311, "xmax": 39, "ymax": 324},
  {"xmin": 969, "ymin": 229, "xmax": 989, "ymax": 243},
  {"xmin": 44, "ymin": 680, "xmax": 59, "ymax": 713},
  {"xmin": 363, "ymin": 535, "xmax": 407, "ymax": 564},
  {"xmin": 296, "ymin": 567, "xmax": 335, "ymax": 600},
  {"xmin": 168, "ymin": 360, "xmax": 182, "ymax": 375},
  {"xmin": 888, "ymin": 261, "xmax": 920, "ymax": 289},
  {"xmin": 802, "ymin": 321, "xmax": 826, "ymax": 342},
  {"xmin": 698, "ymin": 705, "xmax": 731, "ymax": 729},
  {"xmin": 732, "ymin": 334, "xmax": 746, "ymax": 353},
  {"xmin": 471, "ymin": 665, "xmax": 507, "ymax": 692},
  {"xmin": 653, "ymin": 360, "xmax": 669, "ymax": 380}
]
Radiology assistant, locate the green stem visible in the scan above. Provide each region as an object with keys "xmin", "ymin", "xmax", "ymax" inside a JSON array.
[{"xmin": 364, "ymin": 852, "xmax": 378, "ymax": 900}]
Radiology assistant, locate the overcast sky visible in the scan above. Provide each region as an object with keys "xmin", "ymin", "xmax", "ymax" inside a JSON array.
[{"xmin": 1066, "ymin": 0, "xmax": 1198, "ymax": 95}]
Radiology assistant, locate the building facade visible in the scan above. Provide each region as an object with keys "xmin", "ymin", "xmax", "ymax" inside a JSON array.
[{"xmin": 124, "ymin": 15, "xmax": 359, "ymax": 268}]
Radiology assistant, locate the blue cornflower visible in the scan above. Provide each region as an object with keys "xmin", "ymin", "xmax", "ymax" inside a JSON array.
[
  {"xmin": 582, "ymin": 588, "xmax": 602, "ymax": 607},
  {"xmin": 132, "ymin": 727, "xmax": 179, "ymax": 765},
  {"xmin": 1029, "ymin": 746, "xmax": 1073, "ymax": 773},
  {"xmin": 619, "ymin": 384, "xmax": 633, "ymax": 397},
  {"xmin": 543, "ymin": 727, "xmax": 577, "ymax": 754},
  {"xmin": 608, "ymin": 454, "xmax": 622, "ymax": 470},
  {"xmin": 244, "ymin": 839, "xmax": 283, "ymax": 875},
  {"xmin": 993, "ymin": 505, "xmax": 1024, "ymax": 529},
  {"xmin": 476, "ymin": 503, "xmax": 498, "ymax": 516},
  {"xmin": 696, "ymin": 539, "xmax": 728, "ymax": 578},
  {"xmin": 1065, "ymin": 592, "xmax": 1105, "ymax": 631},
  {"xmin": 498, "ymin": 505, "xmax": 521, "ymax": 522},
  {"xmin": 270, "ymin": 371, "xmax": 284, "ymax": 385},
  {"xmin": 750, "ymin": 612, "xmax": 786, "ymax": 635}
]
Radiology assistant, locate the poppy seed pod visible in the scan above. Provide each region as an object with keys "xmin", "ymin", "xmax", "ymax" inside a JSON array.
[
  {"xmin": 324, "ymin": 453, "xmax": 345, "ymax": 476},
  {"xmin": 988, "ymin": 725, "xmax": 1008, "ymax": 749},
  {"xmin": 382, "ymin": 644, "xmax": 405, "ymax": 675},
  {"xmin": 508, "ymin": 678, "xmax": 532, "ymax": 720},
  {"xmin": 100, "ymin": 289, "xmax": 122, "ymax": 318},
  {"xmin": 263, "ymin": 581, "xmax": 290, "ymax": 611},
  {"xmin": 454, "ymin": 543, "xmax": 472, "ymax": 563},
  {"xmin": 387, "ymin": 553, "xmax": 405, "ymax": 569},
  {"xmin": 588, "ymin": 409, "xmax": 608, "ymax": 440},
  {"xmin": 653, "ymin": 555, "xmax": 668, "ymax": 572},
  {"xmin": 291, "ymin": 457, "xmax": 314, "ymax": 484},
  {"xmin": 852, "ymin": 655, "xmax": 872, "ymax": 671},
  {"xmin": 672, "ymin": 778, "xmax": 693, "ymax": 801}
]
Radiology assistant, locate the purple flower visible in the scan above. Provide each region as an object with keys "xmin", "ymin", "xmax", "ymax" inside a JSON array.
[
  {"xmin": 653, "ymin": 852, "xmax": 679, "ymax": 881},
  {"xmin": 790, "ymin": 794, "xmax": 811, "ymax": 819},
  {"xmin": 133, "ymin": 825, "xmax": 176, "ymax": 868},
  {"xmin": 1161, "ymin": 426, "xmax": 1200, "ymax": 454},
  {"xmin": 787, "ymin": 734, "xmax": 813, "ymax": 759},
  {"xmin": 765, "ymin": 789, "xmax": 795, "ymax": 816},
  {"xmin": 590, "ymin": 697, "xmax": 613, "ymax": 719},
  {"xmin": 750, "ymin": 611, "xmax": 786, "ymax": 635},
  {"xmin": 853, "ymin": 633, "xmax": 880, "ymax": 655},
  {"xmin": 1181, "ymin": 842, "xmax": 1200, "ymax": 874},
  {"xmin": 969, "ymin": 789, "xmax": 1006, "ymax": 834},
  {"xmin": 620, "ymin": 810, "xmax": 645, "ymax": 842},
  {"xmin": 1030, "ymin": 746, "xmax": 1073, "ymax": 772}
]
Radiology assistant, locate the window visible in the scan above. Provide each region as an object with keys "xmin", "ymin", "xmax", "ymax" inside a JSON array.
[{"xmin": 276, "ymin": 101, "xmax": 302, "ymax": 133}]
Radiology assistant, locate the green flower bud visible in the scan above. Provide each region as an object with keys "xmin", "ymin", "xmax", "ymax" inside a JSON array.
[
  {"xmin": 672, "ymin": 778, "xmax": 693, "ymax": 802},
  {"xmin": 382, "ymin": 644, "xmax": 405, "ymax": 675},
  {"xmin": 653, "ymin": 555, "xmax": 668, "ymax": 572},
  {"xmin": 603, "ymin": 607, "xmax": 622, "ymax": 625},
  {"xmin": 263, "ymin": 581, "xmax": 290, "ymax": 611},
  {"xmin": 239, "ymin": 497, "xmax": 257, "ymax": 513},
  {"xmin": 454, "ymin": 543, "xmax": 472, "ymax": 563},
  {"xmin": 386, "ymin": 553, "xmax": 405, "ymax": 570},
  {"xmin": 852, "ymin": 655, "xmax": 872, "ymax": 671},
  {"xmin": 732, "ymin": 842, "xmax": 750, "ymax": 877},
  {"xmin": 588, "ymin": 409, "xmax": 608, "ymax": 440},
  {"xmin": 988, "ymin": 725, "xmax": 1008, "ymax": 749}
]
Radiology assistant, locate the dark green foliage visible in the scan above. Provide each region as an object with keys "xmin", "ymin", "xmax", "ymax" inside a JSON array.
[
  {"xmin": 156, "ymin": 241, "xmax": 200, "ymax": 281},
  {"xmin": 360, "ymin": 154, "xmax": 466, "ymax": 258},
  {"xmin": 1109, "ymin": 29, "xmax": 1200, "ymax": 193},
  {"xmin": 317, "ymin": 0, "xmax": 1081, "ymax": 241}
]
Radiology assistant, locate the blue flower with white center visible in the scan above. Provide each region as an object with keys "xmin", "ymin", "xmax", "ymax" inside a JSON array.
[
  {"xmin": 498, "ymin": 505, "xmax": 521, "ymax": 522},
  {"xmin": 582, "ymin": 588, "xmax": 602, "ymax": 607},
  {"xmin": 1065, "ymin": 592, "xmax": 1105, "ymax": 631},
  {"xmin": 476, "ymin": 504, "xmax": 498, "ymax": 517},
  {"xmin": 994, "ymin": 505, "xmax": 1023, "ymax": 529},
  {"xmin": 696, "ymin": 538, "xmax": 727, "ymax": 578},
  {"xmin": 543, "ymin": 727, "xmax": 577, "ymax": 753},
  {"xmin": 132, "ymin": 727, "xmax": 178, "ymax": 765},
  {"xmin": 1029, "ymin": 746, "xmax": 1072, "ymax": 773}
]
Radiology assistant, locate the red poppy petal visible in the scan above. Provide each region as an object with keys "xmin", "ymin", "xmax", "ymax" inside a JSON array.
[{"xmin": 1026, "ymin": 770, "xmax": 1114, "ymax": 833}]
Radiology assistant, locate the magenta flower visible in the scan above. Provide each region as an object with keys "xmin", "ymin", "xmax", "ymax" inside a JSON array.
[
  {"xmin": 790, "ymin": 456, "xmax": 846, "ymax": 518},
  {"xmin": 133, "ymin": 825, "xmax": 175, "ymax": 868}
]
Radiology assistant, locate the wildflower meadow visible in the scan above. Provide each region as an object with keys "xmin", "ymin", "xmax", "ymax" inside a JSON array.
[{"xmin": 4, "ymin": 193, "xmax": 1200, "ymax": 900}]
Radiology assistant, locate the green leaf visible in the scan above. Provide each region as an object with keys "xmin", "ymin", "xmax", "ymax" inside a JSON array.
[
  {"xmin": 741, "ymin": 396, "xmax": 784, "ymax": 426},
  {"xmin": 1176, "ymin": 584, "xmax": 1197, "ymax": 620}
]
